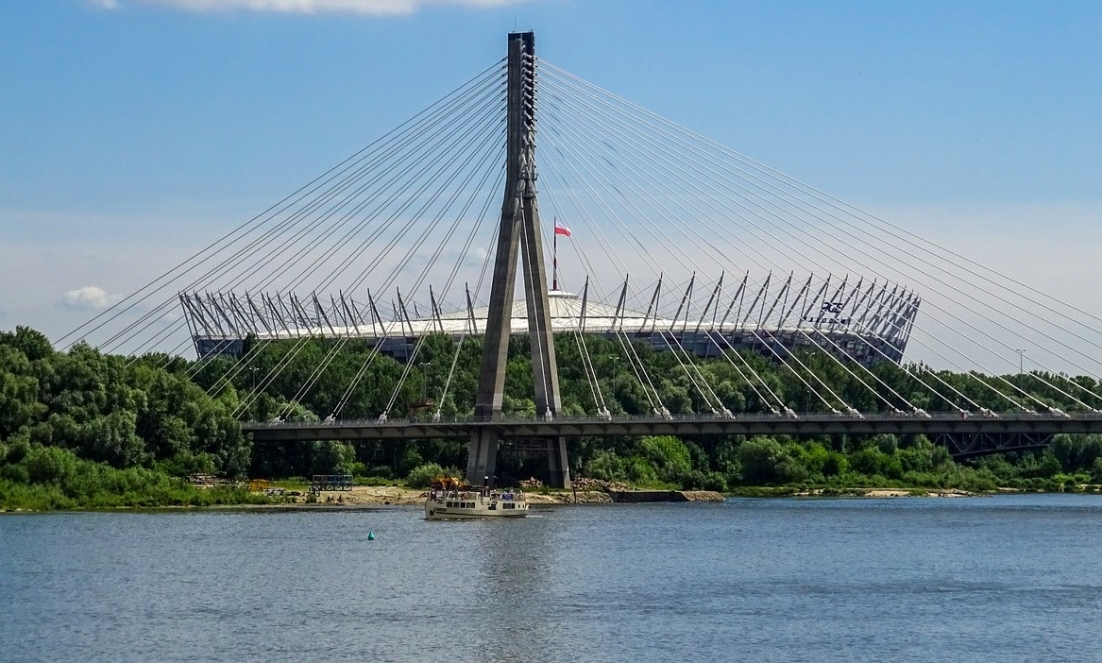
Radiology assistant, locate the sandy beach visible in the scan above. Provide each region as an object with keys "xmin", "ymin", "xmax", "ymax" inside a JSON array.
[
  {"xmin": 296, "ymin": 486, "xmax": 728, "ymax": 506},
  {"xmin": 288, "ymin": 486, "xmax": 990, "ymax": 507}
]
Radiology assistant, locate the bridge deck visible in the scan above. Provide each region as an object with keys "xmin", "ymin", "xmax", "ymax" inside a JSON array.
[{"xmin": 243, "ymin": 412, "xmax": 1102, "ymax": 442}]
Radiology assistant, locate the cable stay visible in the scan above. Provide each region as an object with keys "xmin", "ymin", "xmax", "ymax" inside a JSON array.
[
  {"xmin": 537, "ymin": 63, "xmax": 1102, "ymax": 407},
  {"xmin": 537, "ymin": 63, "xmax": 1097, "ymax": 414},
  {"xmin": 65, "ymin": 62, "xmax": 507, "ymax": 360},
  {"xmin": 63, "ymin": 43, "xmax": 1102, "ymax": 435}
]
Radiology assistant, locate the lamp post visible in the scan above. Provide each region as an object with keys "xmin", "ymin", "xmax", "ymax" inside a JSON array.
[{"xmin": 1014, "ymin": 348, "xmax": 1026, "ymax": 375}]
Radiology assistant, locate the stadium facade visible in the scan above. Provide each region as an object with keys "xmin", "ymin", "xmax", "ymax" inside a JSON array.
[{"xmin": 181, "ymin": 276, "xmax": 919, "ymax": 367}]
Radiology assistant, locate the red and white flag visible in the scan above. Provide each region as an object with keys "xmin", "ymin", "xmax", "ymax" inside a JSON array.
[{"xmin": 554, "ymin": 219, "xmax": 572, "ymax": 237}]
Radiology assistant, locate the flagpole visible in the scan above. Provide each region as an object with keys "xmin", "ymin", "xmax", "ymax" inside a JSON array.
[{"xmin": 552, "ymin": 216, "xmax": 558, "ymax": 291}]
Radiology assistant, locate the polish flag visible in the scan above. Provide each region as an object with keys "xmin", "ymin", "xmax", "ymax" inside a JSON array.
[{"xmin": 554, "ymin": 219, "xmax": 572, "ymax": 237}]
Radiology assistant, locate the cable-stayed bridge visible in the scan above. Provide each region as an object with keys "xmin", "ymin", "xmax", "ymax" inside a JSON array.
[{"xmin": 60, "ymin": 32, "xmax": 1102, "ymax": 488}]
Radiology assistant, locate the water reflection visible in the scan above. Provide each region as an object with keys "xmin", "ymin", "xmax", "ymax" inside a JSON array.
[{"xmin": 470, "ymin": 513, "xmax": 557, "ymax": 662}]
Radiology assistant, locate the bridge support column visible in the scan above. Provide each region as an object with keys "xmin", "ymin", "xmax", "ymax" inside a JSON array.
[
  {"xmin": 467, "ymin": 30, "xmax": 571, "ymax": 489},
  {"xmin": 545, "ymin": 436, "xmax": 570, "ymax": 489},
  {"xmin": 467, "ymin": 429, "xmax": 500, "ymax": 486}
]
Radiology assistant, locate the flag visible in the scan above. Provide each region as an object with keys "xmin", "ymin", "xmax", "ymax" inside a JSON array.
[{"xmin": 554, "ymin": 219, "xmax": 572, "ymax": 237}]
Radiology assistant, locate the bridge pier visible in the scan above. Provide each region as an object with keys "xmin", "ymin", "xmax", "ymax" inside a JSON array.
[
  {"xmin": 467, "ymin": 432, "xmax": 569, "ymax": 489},
  {"xmin": 467, "ymin": 30, "xmax": 571, "ymax": 489},
  {"xmin": 467, "ymin": 429, "xmax": 499, "ymax": 486},
  {"xmin": 544, "ymin": 436, "xmax": 570, "ymax": 489}
]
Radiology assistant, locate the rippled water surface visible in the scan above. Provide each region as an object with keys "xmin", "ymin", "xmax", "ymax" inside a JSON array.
[{"xmin": 3, "ymin": 494, "xmax": 1102, "ymax": 663}]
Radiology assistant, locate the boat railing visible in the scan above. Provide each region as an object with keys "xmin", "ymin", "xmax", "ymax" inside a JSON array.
[{"xmin": 429, "ymin": 489, "xmax": 527, "ymax": 502}]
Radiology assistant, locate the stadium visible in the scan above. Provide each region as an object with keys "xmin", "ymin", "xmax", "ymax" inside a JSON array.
[{"xmin": 180, "ymin": 272, "xmax": 919, "ymax": 368}]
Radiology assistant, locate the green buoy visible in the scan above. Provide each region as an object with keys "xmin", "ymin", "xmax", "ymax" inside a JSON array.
[{"xmin": 368, "ymin": 531, "xmax": 375, "ymax": 541}]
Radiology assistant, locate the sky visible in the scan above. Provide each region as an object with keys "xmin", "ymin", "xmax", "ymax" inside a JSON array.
[{"xmin": 2, "ymin": 0, "xmax": 1102, "ymax": 371}]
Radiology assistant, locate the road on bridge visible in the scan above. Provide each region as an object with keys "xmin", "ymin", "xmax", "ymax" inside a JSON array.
[{"xmin": 244, "ymin": 411, "xmax": 1102, "ymax": 443}]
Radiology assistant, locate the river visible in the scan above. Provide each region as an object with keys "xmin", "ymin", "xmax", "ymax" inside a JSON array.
[{"xmin": 2, "ymin": 494, "xmax": 1101, "ymax": 662}]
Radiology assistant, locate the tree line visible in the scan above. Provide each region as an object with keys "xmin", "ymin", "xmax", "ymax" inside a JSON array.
[{"xmin": 3, "ymin": 326, "xmax": 1102, "ymax": 508}]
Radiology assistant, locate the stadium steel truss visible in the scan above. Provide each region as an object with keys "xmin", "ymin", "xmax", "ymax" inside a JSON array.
[{"xmin": 179, "ymin": 272, "xmax": 920, "ymax": 367}]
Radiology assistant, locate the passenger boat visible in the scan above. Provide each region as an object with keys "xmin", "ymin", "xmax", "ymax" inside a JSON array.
[{"xmin": 424, "ymin": 477, "xmax": 528, "ymax": 520}]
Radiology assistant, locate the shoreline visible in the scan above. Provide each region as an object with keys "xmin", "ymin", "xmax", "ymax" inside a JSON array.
[{"xmin": 5, "ymin": 484, "xmax": 1101, "ymax": 514}]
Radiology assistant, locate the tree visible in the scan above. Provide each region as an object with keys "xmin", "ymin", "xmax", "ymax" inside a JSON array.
[
  {"xmin": 640, "ymin": 435, "xmax": 692, "ymax": 483},
  {"xmin": 79, "ymin": 411, "xmax": 147, "ymax": 468},
  {"xmin": 737, "ymin": 437, "xmax": 786, "ymax": 484},
  {"xmin": 311, "ymin": 441, "xmax": 356, "ymax": 475}
]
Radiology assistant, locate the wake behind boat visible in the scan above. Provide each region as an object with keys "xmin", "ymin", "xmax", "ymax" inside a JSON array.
[{"xmin": 424, "ymin": 477, "xmax": 528, "ymax": 520}]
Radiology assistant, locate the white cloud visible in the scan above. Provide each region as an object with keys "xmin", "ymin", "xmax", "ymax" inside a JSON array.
[
  {"xmin": 462, "ymin": 245, "xmax": 489, "ymax": 268},
  {"xmin": 97, "ymin": 0, "xmax": 532, "ymax": 15},
  {"xmin": 62, "ymin": 286, "xmax": 124, "ymax": 311}
]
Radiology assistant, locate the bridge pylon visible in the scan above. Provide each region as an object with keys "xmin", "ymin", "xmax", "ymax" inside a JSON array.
[{"xmin": 466, "ymin": 31, "xmax": 571, "ymax": 489}]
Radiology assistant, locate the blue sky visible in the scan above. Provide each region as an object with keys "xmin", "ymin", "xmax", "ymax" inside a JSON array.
[{"xmin": 2, "ymin": 0, "xmax": 1102, "ymax": 365}]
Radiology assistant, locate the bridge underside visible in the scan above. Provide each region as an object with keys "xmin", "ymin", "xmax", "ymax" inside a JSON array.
[{"xmin": 934, "ymin": 432, "xmax": 1053, "ymax": 458}]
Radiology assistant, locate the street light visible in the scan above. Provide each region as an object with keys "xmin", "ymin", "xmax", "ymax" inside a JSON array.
[{"xmin": 1014, "ymin": 348, "xmax": 1026, "ymax": 375}]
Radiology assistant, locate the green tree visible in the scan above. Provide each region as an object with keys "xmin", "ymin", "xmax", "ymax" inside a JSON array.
[{"xmin": 737, "ymin": 437, "xmax": 786, "ymax": 484}]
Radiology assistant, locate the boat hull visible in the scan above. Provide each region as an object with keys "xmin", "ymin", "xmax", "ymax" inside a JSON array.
[
  {"xmin": 424, "ymin": 491, "xmax": 529, "ymax": 520},
  {"xmin": 424, "ymin": 506, "xmax": 528, "ymax": 520}
]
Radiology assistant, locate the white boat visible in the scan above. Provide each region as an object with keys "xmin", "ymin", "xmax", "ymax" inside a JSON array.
[{"xmin": 424, "ymin": 479, "xmax": 528, "ymax": 520}]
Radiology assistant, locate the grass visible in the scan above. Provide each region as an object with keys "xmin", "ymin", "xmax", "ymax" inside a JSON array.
[{"xmin": 0, "ymin": 479, "xmax": 279, "ymax": 512}]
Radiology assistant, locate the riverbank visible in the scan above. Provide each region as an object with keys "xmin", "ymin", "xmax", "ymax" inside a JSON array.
[
  {"xmin": 289, "ymin": 485, "xmax": 991, "ymax": 507},
  {"xmin": 267, "ymin": 486, "xmax": 727, "ymax": 507},
  {"xmin": 7, "ymin": 481, "xmax": 1102, "ymax": 513},
  {"xmin": 256, "ymin": 483, "xmax": 1068, "ymax": 508},
  {"xmin": 802, "ymin": 488, "xmax": 978, "ymax": 498},
  {"xmin": 729, "ymin": 486, "xmax": 983, "ymax": 498}
]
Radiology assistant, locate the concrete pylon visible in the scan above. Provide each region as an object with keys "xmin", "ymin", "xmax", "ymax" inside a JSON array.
[{"xmin": 467, "ymin": 31, "xmax": 571, "ymax": 489}]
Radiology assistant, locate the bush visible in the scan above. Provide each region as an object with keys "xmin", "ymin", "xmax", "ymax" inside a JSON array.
[
  {"xmin": 822, "ymin": 451, "xmax": 848, "ymax": 477},
  {"xmin": 310, "ymin": 441, "xmax": 356, "ymax": 475},
  {"xmin": 873, "ymin": 434, "xmax": 898, "ymax": 455},
  {"xmin": 406, "ymin": 462, "xmax": 447, "ymax": 488},
  {"xmin": 367, "ymin": 465, "xmax": 393, "ymax": 480},
  {"xmin": 700, "ymin": 471, "xmax": 728, "ymax": 492},
  {"xmin": 737, "ymin": 437, "xmax": 786, "ymax": 485},
  {"xmin": 4, "ymin": 438, "xmax": 30, "ymax": 464},
  {"xmin": 776, "ymin": 459, "xmax": 809, "ymax": 484},
  {"xmin": 583, "ymin": 450, "xmax": 629, "ymax": 482},
  {"xmin": 155, "ymin": 451, "xmax": 217, "ymax": 477},
  {"xmin": 23, "ymin": 445, "xmax": 78, "ymax": 484},
  {"xmin": 1092, "ymin": 458, "xmax": 1102, "ymax": 484},
  {"xmin": 678, "ymin": 470, "xmax": 702, "ymax": 490},
  {"xmin": 624, "ymin": 455, "xmax": 661, "ymax": 485},
  {"xmin": 848, "ymin": 447, "xmax": 903, "ymax": 479},
  {"xmin": 0, "ymin": 443, "xmax": 277, "ymax": 510},
  {"xmin": 640, "ymin": 436, "xmax": 692, "ymax": 482}
]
